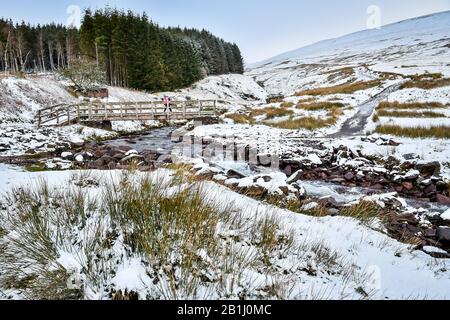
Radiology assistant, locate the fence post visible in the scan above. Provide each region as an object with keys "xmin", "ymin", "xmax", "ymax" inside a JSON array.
[
  {"xmin": 183, "ymin": 102, "xmax": 186, "ymax": 118},
  {"xmin": 198, "ymin": 100, "xmax": 202, "ymax": 117},
  {"xmin": 89, "ymin": 102, "xmax": 93, "ymax": 121},
  {"xmin": 77, "ymin": 105, "xmax": 81, "ymax": 124},
  {"xmin": 56, "ymin": 109, "xmax": 60, "ymax": 126},
  {"xmin": 214, "ymin": 100, "xmax": 217, "ymax": 115},
  {"xmin": 37, "ymin": 110, "xmax": 41, "ymax": 128}
]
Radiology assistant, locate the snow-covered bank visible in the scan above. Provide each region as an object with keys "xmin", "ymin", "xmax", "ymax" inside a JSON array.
[{"xmin": 0, "ymin": 164, "xmax": 449, "ymax": 300}]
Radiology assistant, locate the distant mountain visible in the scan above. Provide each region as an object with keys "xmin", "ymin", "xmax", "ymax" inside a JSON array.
[{"xmin": 247, "ymin": 11, "xmax": 450, "ymax": 95}]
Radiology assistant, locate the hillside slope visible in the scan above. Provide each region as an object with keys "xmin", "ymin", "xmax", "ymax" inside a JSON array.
[{"xmin": 247, "ymin": 11, "xmax": 450, "ymax": 95}]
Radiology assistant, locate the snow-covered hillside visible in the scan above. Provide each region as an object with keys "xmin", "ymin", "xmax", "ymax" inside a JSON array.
[
  {"xmin": 0, "ymin": 73, "xmax": 266, "ymax": 123},
  {"xmin": 247, "ymin": 11, "xmax": 450, "ymax": 95}
]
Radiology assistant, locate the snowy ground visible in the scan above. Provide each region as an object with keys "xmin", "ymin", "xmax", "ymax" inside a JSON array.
[{"xmin": 0, "ymin": 164, "xmax": 449, "ymax": 300}]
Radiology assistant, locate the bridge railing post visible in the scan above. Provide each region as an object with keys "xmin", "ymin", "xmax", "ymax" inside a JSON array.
[
  {"xmin": 89, "ymin": 102, "xmax": 93, "ymax": 121},
  {"xmin": 77, "ymin": 105, "xmax": 81, "ymax": 124}
]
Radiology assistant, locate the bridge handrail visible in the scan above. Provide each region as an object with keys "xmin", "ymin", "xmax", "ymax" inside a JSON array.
[{"xmin": 37, "ymin": 99, "xmax": 218, "ymax": 127}]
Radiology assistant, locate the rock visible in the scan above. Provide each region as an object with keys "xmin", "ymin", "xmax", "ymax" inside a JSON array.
[
  {"xmin": 94, "ymin": 149, "xmax": 107, "ymax": 158},
  {"xmin": 402, "ymin": 182, "xmax": 414, "ymax": 191},
  {"xmin": 395, "ymin": 214, "xmax": 418, "ymax": 225},
  {"xmin": 404, "ymin": 170, "xmax": 420, "ymax": 180},
  {"xmin": 330, "ymin": 177, "xmax": 346, "ymax": 184},
  {"xmin": 125, "ymin": 149, "xmax": 139, "ymax": 156},
  {"xmin": 388, "ymin": 139, "xmax": 400, "ymax": 147},
  {"xmin": 112, "ymin": 153, "xmax": 125, "ymax": 161},
  {"xmin": 420, "ymin": 179, "xmax": 432, "ymax": 186},
  {"xmin": 287, "ymin": 170, "xmax": 303, "ymax": 184},
  {"xmin": 279, "ymin": 186, "xmax": 289, "ymax": 195},
  {"xmin": 75, "ymin": 154, "xmax": 84, "ymax": 162},
  {"xmin": 245, "ymin": 185, "xmax": 267, "ymax": 198},
  {"xmin": 394, "ymin": 185, "xmax": 404, "ymax": 193},
  {"xmin": 327, "ymin": 208, "xmax": 340, "ymax": 216},
  {"xmin": 344, "ymin": 172, "xmax": 355, "ymax": 181},
  {"xmin": 403, "ymin": 153, "xmax": 419, "ymax": 161},
  {"xmin": 436, "ymin": 181, "xmax": 448, "ymax": 191},
  {"xmin": 436, "ymin": 194, "xmax": 450, "ymax": 205},
  {"xmin": 157, "ymin": 154, "xmax": 173, "ymax": 164},
  {"xmin": 372, "ymin": 184, "xmax": 385, "ymax": 190},
  {"xmin": 424, "ymin": 229, "xmax": 437, "ymax": 238},
  {"xmin": 291, "ymin": 182, "xmax": 307, "ymax": 200},
  {"xmin": 386, "ymin": 156, "xmax": 400, "ymax": 168},
  {"xmin": 437, "ymin": 227, "xmax": 450, "ymax": 241},
  {"xmin": 120, "ymin": 154, "xmax": 145, "ymax": 164},
  {"xmin": 416, "ymin": 161, "xmax": 441, "ymax": 176},
  {"xmin": 301, "ymin": 202, "xmax": 319, "ymax": 211},
  {"xmin": 318, "ymin": 196, "xmax": 339, "ymax": 208},
  {"xmin": 227, "ymin": 169, "xmax": 246, "ymax": 179},
  {"xmin": 424, "ymin": 184, "xmax": 437, "ymax": 195},
  {"xmin": 308, "ymin": 154, "xmax": 322, "ymax": 165},
  {"xmin": 61, "ymin": 151, "xmax": 73, "ymax": 160},
  {"xmin": 441, "ymin": 208, "xmax": 450, "ymax": 222}
]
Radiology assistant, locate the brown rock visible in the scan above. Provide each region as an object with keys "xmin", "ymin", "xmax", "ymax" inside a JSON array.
[
  {"xmin": 279, "ymin": 186, "xmax": 289, "ymax": 195},
  {"xmin": 394, "ymin": 185, "xmax": 404, "ymax": 193},
  {"xmin": 402, "ymin": 182, "xmax": 414, "ymax": 191},
  {"xmin": 436, "ymin": 194, "xmax": 450, "ymax": 205},
  {"xmin": 246, "ymin": 185, "xmax": 267, "ymax": 198},
  {"xmin": 344, "ymin": 172, "xmax": 355, "ymax": 181},
  {"xmin": 424, "ymin": 184, "xmax": 437, "ymax": 195},
  {"xmin": 416, "ymin": 161, "xmax": 441, "ymax": 177}
]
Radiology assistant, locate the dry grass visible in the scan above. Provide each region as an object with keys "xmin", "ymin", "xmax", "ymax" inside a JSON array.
[
  {"xmin": 271, "ymin": 116, "xmax": 336, "ymax": 130},
  {"xmin": 227, "ymin": 107, "xmax": 294, "ymax": 124},
  {"xmin": 258, "ymin": 107, "xmax": 294, "ymax": 120},
  {"xmin": 295, "ymin": 80, "xmax": 381, "ymax": 96},
  {"xmin": 401, "ymin": 73, "xmax": 450, "ymax": 90},
  {"xmin": 325, "ymin": 67, "xmax": 355, "ymax": 82},
  {"xmin": 376, "ymin": 110, "xmax": 446, "ymax": 118},
  {"xmin": 377, "ymin": 101, "xmax": 446, "ymax": 110},
  {"xmin": 271, "ymin": 103, "xmax": 344, "ymax": 130},
  {"xmin": 227, "ymin": 113, "xmax": 251, "ymax": 124},
  {"xmin": 280, "ymin": 101, "xmax": 294, "ymax": 109},
  {"xmin": 376, "ymin": 125, "xmax": 450, "ymax": 139},
  {"xmin": 340, "ymin": 201, "xmax": 382, "ymax": 224},
  {"xmin": 0, "ymin": 172, "xmax": 303, "ymax": 300},
  {"xmin": 296, "ymin": 102, "xmax": 344, "ymax": 111}
]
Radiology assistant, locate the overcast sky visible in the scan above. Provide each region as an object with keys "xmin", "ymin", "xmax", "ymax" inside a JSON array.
[{"xmin": 2, "ymin": 0, "xmax": 450, "ymax": 63}]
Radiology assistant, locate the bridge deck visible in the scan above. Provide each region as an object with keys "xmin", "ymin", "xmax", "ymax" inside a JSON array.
[{"xmin": 37, "ymin": 100, "xmax": 218, "ymax": 127}]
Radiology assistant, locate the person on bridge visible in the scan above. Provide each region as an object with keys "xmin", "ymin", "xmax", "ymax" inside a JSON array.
[{"xmin": 163, "ymin": 95, "xmax": 173, "ymax": 113}]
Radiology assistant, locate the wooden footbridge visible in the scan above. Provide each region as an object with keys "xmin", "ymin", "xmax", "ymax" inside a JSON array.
[{"xmin": 37, "ymin": 100, "xmax": 218, "ymax": 127}]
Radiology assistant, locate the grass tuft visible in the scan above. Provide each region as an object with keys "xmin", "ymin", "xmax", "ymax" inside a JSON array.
[
  {"xmin": 295, "ymin": 80, "xmax": 381, "ymax": 96},
  {"xmin": 375, "ymin": 125, "xmax": 450, "ymax": 139},
  {"xmin": 377, "ymin": 101, "xmax": 446, "ymax": 110}
]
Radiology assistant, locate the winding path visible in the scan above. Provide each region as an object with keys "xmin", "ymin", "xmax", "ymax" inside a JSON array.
[{"xmin": 329, "ymin": 82, "xmax": 403, "ymax": 138}]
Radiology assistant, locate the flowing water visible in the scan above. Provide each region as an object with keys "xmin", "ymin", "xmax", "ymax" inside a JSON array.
[
  {"xmin": 102, "ymin": 126, "xmax": 449, "ymax": 214},
  {"xmin": 104, "ymin": 126, "xmax": 177, "ymax": 155}
]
